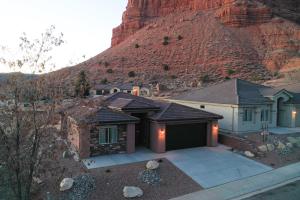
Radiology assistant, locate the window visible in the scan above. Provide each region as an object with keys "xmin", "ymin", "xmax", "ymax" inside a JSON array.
[
  {"xmin": 243, "ymin": 109, "xmax": 253, "ymax": 122},
  {"xmin": 261, "ymin": 109, "xmax": 269, "ymax": 122},
  {"xmin": 99, "ymin": 126, "xmax": 118, "ymax": 144},
  {"xmin": 200, "ymin": 105, "xmax": 205, "ymax": 109}
]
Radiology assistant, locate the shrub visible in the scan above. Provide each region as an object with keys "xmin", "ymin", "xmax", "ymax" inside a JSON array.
[
  {"xmin": 106, "ymin": 68, "xmax": 113, "ymax": 73},
  {"xmin": 227, "ymin": 69, "xmax": 235, "ymax": 75},
  {"xmin": 163, "ymin": 64, "xmax": 170, "ymax": 71},
  {"xmin": 135, "ymin": 43, "xmax": 140, "ymax": 48},
  {"xmin": 171, "ymin": 75, "xmax": 177, "ymax": 79},
  {"xmin": 163, "ymin": 41, "xmax": 169, "ymax": 45},
  {"xmin": 101, "ymin": 78, "xmax": 108, "ymax": 84},
  {"xmin": 177, "ymin": 35, "xmax": 183, "ymax": 40},
  {"xmin": 225, "ymin": 76, "xmax": 231, "ymax": 80},
  {"xmin": 98, "ymin": 61, "xmax": 102, "ymax": 66},
  {"xmin": 104, "ymin": 61, "xmax": 109, "ymax": 67},
  {"xmin": 200, "ymin": 74, "xmax": 210, "ymax": 83},
  {"xmin": 163, "ymin": 36, "xmax": 170, "ymax": 45},
  {"xmin": 128, "ymin": 71, "xmax": 136, "ymax": 77}
]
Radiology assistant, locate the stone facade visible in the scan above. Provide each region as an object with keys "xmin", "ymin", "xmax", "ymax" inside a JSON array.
[{"xmin": 90, "ymin": 124, "xmax": 127, "ymax": 156}]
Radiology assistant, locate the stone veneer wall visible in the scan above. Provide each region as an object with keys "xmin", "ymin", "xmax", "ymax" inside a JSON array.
[{"xmin": 90, "ymin": 124, "xmax": 127, "ymax": 156}]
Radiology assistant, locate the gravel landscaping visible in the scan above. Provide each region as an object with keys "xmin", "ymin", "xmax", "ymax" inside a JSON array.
[
  {"xmin": 226, "ymin": 132, "xmax": 300, "ymax": 168},
  {"xmin": 88, "ymin": 158, "xmax": 202, "ymax": 200}
]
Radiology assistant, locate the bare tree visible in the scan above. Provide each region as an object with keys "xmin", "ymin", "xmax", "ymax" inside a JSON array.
[{"xmin": 0, "ymin": 25, "xmax": 64, "ymax": 200}]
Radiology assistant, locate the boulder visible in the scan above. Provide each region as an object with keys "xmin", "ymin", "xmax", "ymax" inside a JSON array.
[
  {"xmin": 258, "ymin": 145, "xmax": 268, "ymax": 152},
  {"xmin": 123, "ymin": 186, "xmax": 143, "ymax": 198},
  {"xmin": 277, "ymin": 141, "xmax": 286, "ymax": 150},
  {"xmin": 33, "ymin": 177, "xmax": 43, "ymax": 184},
  {"xmin": 244, "ymin": 151, "xmax": 255, "ymax": 158},
  {"xmin": 266, "ymin": 144, "xmax": 275, "ymax": 152},
  {"xmin": 60, "ymin": 178, "xmax": 74, "ymax": 191},
  {"xmin": 286, "ymin": 143, "xmax": 293, "ymax": 148},
  {"xmin": 146, "ymin": 160, "xmax": 159, "ymax": 170}
]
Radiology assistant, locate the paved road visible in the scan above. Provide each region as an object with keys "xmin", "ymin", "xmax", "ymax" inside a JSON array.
[
  {"xmin": 245, "ymin": 180, "xmax": 300, "ymax": 200},
  {"xmin": 83, "ymin": 145, "xmax": 271, "ymax": 188}
]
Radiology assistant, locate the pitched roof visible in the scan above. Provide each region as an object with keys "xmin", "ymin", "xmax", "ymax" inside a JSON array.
[
  {"xmin": 150, "ymin": 102, "xmax": 223, "ymax": 121},
  {"xmin": 84, "ymin": 107, "xmax": 139, "ymax": 124},
  {"xmin": 105, "ymin": 92, "xmax": 157, "ymax": 106},
  {"xmin": 172, "ymin": 79, "xmax": 273, "ymax": 105},
  {"xmin": 109, "ymin": 98, "xmax": 160, "ymax": 111}
]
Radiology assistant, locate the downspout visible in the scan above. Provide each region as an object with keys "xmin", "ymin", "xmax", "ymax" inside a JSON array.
[{"xmin": 231, "ymin": 106, "xmax": 235, "ymax": 133}]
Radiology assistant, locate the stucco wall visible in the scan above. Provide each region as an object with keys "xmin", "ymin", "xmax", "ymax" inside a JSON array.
[
  {"xmin": 150, "ymin": 121, "xmax": 166, "ymax": 153},
  {"xmin": 237, "ymin": 104, "xmax": 276, "ymax": 134}
]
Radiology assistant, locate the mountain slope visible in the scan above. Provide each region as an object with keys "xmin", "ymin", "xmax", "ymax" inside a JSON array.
[{"xmin": 52, "ymin": 0, "xmax": 300, "ymax": 90}]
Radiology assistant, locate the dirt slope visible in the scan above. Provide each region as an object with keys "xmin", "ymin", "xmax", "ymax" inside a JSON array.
[{"xmin": 51, "ymin": 0, "xmax": 300, "ymax": 91}]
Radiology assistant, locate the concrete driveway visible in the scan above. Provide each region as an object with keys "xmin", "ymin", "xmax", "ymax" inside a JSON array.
[{"xmin": 83, "ymin": 146, "xmax": 272, "ymax": 188}]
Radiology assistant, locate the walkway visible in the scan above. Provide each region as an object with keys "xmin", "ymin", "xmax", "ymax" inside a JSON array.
[
  {"xmin": 269, "ymin": 127, "xmax": 300, "ymax": 135},
  {"xmin": 83, "ymin": 146, "xmax": 272, "ymax": 188},
  {"xmin": 170, "ymin": 162, "xmax": 300, "ymax": 200}
]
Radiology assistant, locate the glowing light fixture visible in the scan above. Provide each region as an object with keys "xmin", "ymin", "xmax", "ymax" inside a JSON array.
[{"xmin": 159, "ymin": 129, "xmax": 165, "ymax": 140}]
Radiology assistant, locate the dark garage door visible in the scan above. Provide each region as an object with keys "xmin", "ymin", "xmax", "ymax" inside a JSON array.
[{"xmin": 166, "ymin": 123, "xmax": 207, "ymax": 151}]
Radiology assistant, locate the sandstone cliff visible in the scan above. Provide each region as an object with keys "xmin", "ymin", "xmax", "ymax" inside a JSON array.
[{"xmin": 53, "ymin": 0, "xmax": 300, "ymax": 92}]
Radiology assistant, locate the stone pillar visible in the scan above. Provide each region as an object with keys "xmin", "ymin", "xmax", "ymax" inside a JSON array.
[
  {"xmin": 207, "ymin": 120, "xmax": 219, "ymax": 147},
  {"xmin": 291, "ymin": 108, "xmax": 297, "ymax": 128},
  {"xmin": 79, "ymin": 124, "xmax": 91, "ymax": 159},
  {"xmin": 126, "ymin": 123, "xmax": 135, "ymax": 153},
  {"xmin": 150, "ymin": 122, "xmax": 166, "ymax": 153}
]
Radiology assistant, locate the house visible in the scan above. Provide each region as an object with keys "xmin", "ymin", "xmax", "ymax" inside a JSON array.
[
  {"xmin": 170, "ymin": 79, "xmax": 300, "ymax": 134},
  {"xmin": 61, "ymin": 93, "xmax": 222, "ymax": 158},
  {"xmin": 89, "ymin": 83, "xmax": 151, "ymax": 97}
]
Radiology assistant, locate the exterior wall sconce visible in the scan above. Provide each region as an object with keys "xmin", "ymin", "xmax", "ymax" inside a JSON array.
[
  {"xmin": 292, "ymin": 111, "xmax": 297, "ymax": 118},
  {"xmin": 159, "ymin": 129, "xmax": 165, "ymax": 140}
]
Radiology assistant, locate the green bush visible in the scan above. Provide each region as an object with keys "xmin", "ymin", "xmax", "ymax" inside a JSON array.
[
  {"xmin": 135, "ymin": 43, "xmax": 140, "ymax": 48},
  {"xmin": 163, "ymin": 64, "xmax": 170, "ymax": 71},
  {"xmin": 128, "ymin": 71, "xmax": 136, "ymax": 77},
  {"xmin": 106, "ymin": 68, "xmax": 113, "ymax": 73},
  {"xmin": 101, "ymin": 78, "xmax": 108, "ymax": 84},
  {"xmin": 163, "ymin": 36, "xmax": 170, "ymax": 45},
  {"xmin": 200, "ymin": 74, "xmax": 210, "ymax": 83},
  {"xmin": 104, "ymin": 61, "xmax": 109, "ymax": 67},
  {"xmin": 177, "ymin": 35, "xmax": 183, "ymax": 40},
  {"xmin": 227, "ymin": 69, "xmax": 235, "ymax": 75},
  {"xmin": 225, "ymin": 76, "xmax": 231, "ymax": 80}
]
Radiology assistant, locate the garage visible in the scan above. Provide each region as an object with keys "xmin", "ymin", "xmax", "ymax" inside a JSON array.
[{"xmin": 166, "ymin": 123, "xmax": 207, "ymax": 151}]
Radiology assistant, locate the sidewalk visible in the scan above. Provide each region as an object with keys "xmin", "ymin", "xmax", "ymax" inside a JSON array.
[{"xmin": 170, "ymin": 162, "xmax": 300, "ymax": 200}]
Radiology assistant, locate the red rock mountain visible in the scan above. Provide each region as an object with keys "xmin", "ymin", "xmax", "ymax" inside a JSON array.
[{"xmin": 53, "ymin": 0, "xmax": 300, "ymax": 90}]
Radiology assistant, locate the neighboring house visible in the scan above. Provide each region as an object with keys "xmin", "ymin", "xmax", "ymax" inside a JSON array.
[
  {"xmin": 170, "ymin": 79, "xmax": 300, "ymax": 134},
  {"xmin": 61, "ymin": 93, "xmax": 222, "ymax": 158},
  {"xmin": 90, "ymin": 83, "xmax": 151, "ymax": 97}
]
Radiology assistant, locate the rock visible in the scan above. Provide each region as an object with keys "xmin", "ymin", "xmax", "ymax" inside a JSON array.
[
  {"xmin": 146, "ymin": 160, "xmax": 159, "ymax": 170},
  {"xmin": 60, "ymin": 174, "xmax": 96, "ymax": 200},
  {"xmin": 286, "ymin": 143, "xmax": 293, "ymax": 148},
  {"xmin": 123, "ymin": 186, "xmax": 143, "ymax": 198},
  {"xmin": 33, "ymin": 177, "xmax": 43, "ymax": 184},
  {"xmin": 266, "ymin": 144, "xmax": 275, "ymax": 152},
  {"xmin": 244, "ymin": 151, "xmax": 255, "ymax": 158},
  {"xmin": 60, "ymin": 178, "xmax": 74, "ymax": 191},
  {"xmin": 277, "ymin": 141, "xmax": 286, "ymax": 150},
  {"xmin": 258, "ymin": 145, "xmax": 268, "ymax": 152}
]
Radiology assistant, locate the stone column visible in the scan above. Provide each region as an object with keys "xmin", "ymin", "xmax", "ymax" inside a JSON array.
[
  {"xmin": 79, "ymin": 124, "xmax": 91, "ymax": 159},
  {"xmin": 126, "ymin": 123, "xmax": 135, "ymax": 153},
  {"xmin": 150, "ymin": 122, "xmax": 166, "ymax": 153},
  {"xmin": 207, "ymin": 120, "xmax": 218, "ymax": 147}
]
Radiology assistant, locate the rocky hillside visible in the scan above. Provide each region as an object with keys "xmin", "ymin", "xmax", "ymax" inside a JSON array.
[{"xmin": 52, "ymin": 0, "xmax": 300, "ymax": 91}]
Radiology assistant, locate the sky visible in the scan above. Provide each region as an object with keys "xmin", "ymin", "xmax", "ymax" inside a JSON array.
[{"xmin": 0, "ymin": 0, "xmax": 127, "ymax": 73}]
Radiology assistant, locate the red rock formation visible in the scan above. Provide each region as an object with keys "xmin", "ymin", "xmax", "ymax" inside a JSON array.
[
  {"xmin": 49, "ymin": 0, "xmax": 299, "ymax": 92},
  {"xmin": 112, "ymin": 0, "xmax": 273, "ymax": 46}
]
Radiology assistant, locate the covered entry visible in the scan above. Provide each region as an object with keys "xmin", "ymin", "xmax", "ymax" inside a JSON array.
[{"xmin": 166, "ymin": 123, "xmax": 207, "ymax": 151}]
